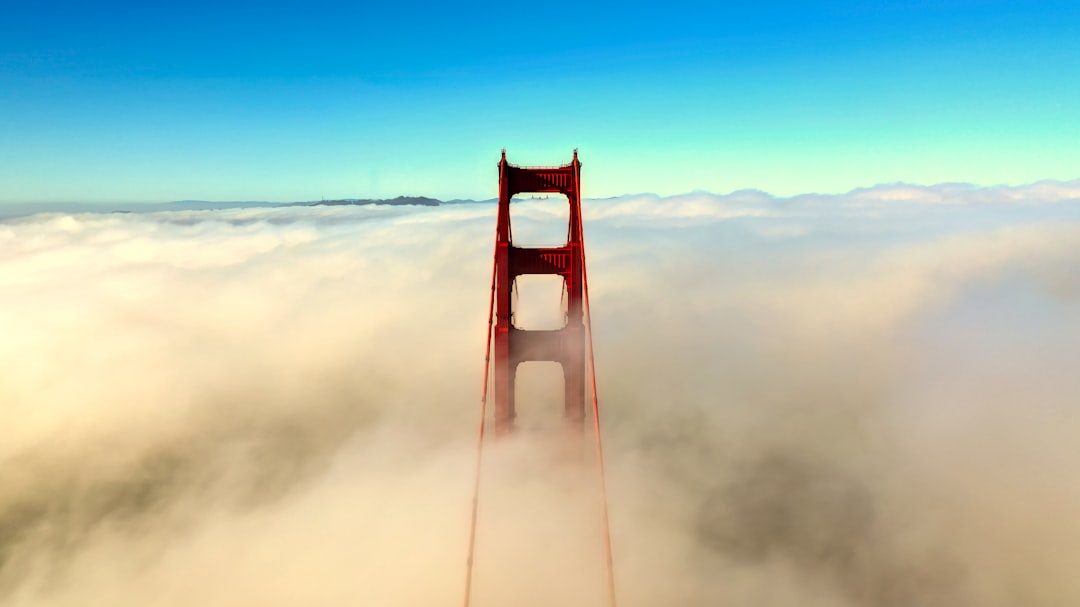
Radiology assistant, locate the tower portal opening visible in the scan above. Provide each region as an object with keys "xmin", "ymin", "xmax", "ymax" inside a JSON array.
[
  {"xmin": 513, "ymin": 361, "xmax": 566, "ymax": 433},
  {"xmin": 512, "ymin": 274, "xmax": 568, "ymax": 330},
  {"xmin": 509, "ymin": 194, "xmax": 570, "ymax": 247}
]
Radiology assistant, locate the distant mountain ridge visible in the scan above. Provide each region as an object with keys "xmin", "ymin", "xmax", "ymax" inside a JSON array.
[
  {"xmin": 167, "ymin": 196, "xmax": 452, "ymax": 210},
  {"xmin": 0, "ymin": 196, "xmax": 488, "ymax": 219},
  {"xmin": 309, "ymin": 195, "xmax": 441, "ymax": 207}
]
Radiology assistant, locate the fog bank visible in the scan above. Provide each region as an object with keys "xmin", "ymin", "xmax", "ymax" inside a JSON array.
[{"xmin": 2, "ymin": 182, "xmax": 1079, "ymax": 606}]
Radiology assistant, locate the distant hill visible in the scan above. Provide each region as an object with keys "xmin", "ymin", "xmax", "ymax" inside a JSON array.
[
  {"xmin": 308, "ymin": 196, "xmax": 441, "ymax": 207},
  {"xmin": 0, "ymin": 196, "xmax": 494, "ymax": 219}
]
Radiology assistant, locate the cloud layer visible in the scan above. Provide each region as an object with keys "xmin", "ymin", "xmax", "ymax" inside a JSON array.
[{"xmin": 2, "ymin": 181, "xmax": 1080, "ymax": 606}]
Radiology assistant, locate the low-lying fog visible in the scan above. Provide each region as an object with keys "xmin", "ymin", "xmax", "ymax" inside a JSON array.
[{"xmin": 2, "ymin": 181, "xmax": 1080, "ymax": 606}]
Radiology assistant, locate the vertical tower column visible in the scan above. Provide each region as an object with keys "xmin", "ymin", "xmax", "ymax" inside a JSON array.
[{"xmin": 493, "ymin": 152, "xmax": 515, "ymax": 436}]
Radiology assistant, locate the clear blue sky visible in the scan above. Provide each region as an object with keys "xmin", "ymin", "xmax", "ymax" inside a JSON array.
[{"xmin": 2, "ymin": 0, "xmax": 1078, "ymax": 202}]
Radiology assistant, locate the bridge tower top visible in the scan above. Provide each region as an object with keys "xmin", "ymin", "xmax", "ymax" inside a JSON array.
[{"xmin": 497, "ymin": 151, "xmax": 582, "ymax": 247}]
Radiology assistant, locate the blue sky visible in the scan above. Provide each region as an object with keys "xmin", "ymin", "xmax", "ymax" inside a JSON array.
[{"xmin": 2, "ymin": 0, "xmax": 1078, "ymax": 202}]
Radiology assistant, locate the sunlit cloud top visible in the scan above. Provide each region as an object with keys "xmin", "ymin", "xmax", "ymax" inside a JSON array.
[{"xmin": 2, "ymin": 181, "xmax": 1080, "ymax": 604}]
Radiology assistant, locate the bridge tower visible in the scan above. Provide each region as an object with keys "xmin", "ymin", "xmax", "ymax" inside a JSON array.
[
  {"xmin": 463, "ymin": 150, "xmax": 615, "ymax": 607},
  {"xmin": 493, "ymin": 149, "xmax": 584, "ymax": 437}
]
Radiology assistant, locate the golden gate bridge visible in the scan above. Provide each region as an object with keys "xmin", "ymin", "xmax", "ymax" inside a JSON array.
[{"xmin": 462, "ymin": 150, "xmax": 617, "ymax": 607}]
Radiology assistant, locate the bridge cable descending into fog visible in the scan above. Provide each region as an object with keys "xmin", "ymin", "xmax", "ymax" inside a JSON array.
[{"xmin": 462, "ymin": 150, "xmax": 617, "ymax": 607}]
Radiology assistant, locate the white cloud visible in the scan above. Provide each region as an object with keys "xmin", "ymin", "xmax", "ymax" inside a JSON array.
[{"xmin": 2, "ymin": 180, "xmax": 1080, "ymax": 606}]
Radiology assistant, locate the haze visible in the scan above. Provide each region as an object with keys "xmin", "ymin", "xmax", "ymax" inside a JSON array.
[{"xmin": 2, "ymin": 182, "xmax": 1080, "ymax": 605}]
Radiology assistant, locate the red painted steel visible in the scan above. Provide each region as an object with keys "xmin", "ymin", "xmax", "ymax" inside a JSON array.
[
  {"xmin": 463, "ymin": 150, "xmax": 617, "ymax": 607},
  {"xmin": 493, "ymin": 150, "xmax": 584, "ymax": 437}
]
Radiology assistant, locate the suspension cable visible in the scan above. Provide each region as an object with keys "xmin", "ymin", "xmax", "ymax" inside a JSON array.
[
  {"xmin": 577, "ymin": 174, "xmax": 618, "ymax": 607},
  {"xmin": 462, "ymin": 234, "xmax": 499, "ymax": 607}
]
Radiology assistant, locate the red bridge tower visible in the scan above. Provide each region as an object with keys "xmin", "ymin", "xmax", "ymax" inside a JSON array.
[
  {"xmin": 493, "ymin": 149, "xmax": 585, "ymax": 436},
  {"xmin": 464, "ymin": 150, "xmax": 616, "ymax": 607}
]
